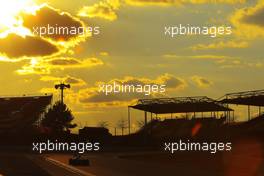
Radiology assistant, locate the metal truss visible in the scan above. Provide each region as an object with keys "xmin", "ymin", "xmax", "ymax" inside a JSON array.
[
  {"xmin": 136, "ymin": 96, "xmax": 217, "ymax": 105},
  {"xmin": 221, "ymin": 89, "xmax": 264, "ymax": 100}
]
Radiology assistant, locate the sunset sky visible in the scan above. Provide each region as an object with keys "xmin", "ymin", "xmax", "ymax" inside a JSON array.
[{"xmin": 0, "ymin": 0, "xmax": 264, "ymax": 133}]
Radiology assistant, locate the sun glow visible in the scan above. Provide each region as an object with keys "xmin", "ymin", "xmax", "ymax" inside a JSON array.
[{"xmin": 0, "ymin": 0, "xmax": 36, "ymax": 37}]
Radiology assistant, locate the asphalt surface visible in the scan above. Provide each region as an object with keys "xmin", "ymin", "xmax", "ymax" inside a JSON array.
[
  {"xmin": 0, "ymin": 153, "xmax": 50, "ymax": 176},
  {"xmin": 0, "ymin": 152, "xmax": 89, "ymax": 176},
  {"xmin": 1, "ymin": 138, "xmax": 264, "ymax": 176},
  {"xmin": 46, "ymin": 139, "xmax": 264, "ymax": 176}
]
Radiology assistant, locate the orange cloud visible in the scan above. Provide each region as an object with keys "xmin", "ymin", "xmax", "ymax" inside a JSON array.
[
  {"xmin": 78, "ymin": 0, "xmax": 244, "ymax": 21},
  {"xmin": 125, "ymin": 0, "xmax": 245, "ymax": 6},
  {"xmin": 16, "ymin": 57, "xmax": 104, "ymax": 75},
  {"xmin": 191, "ymin": 40, "xmax": 249, "ymax": 50},
  {"xmin": 78, "ymin": 0, "xmax": 120, "ymax": 21},
  {"xmin": 163, "ymin": 54, "xmax": 236, "ymax": 61},
  {"xmin": 77, "ymin": 74, "xmax": 186, "ymax": 108},
  {"xmin": 40, "ymin": 75, "xmax": 86, "ymax": 87},
  {"xmin": 22, "ymin": 5, "xmax": 85, "ymax": 42},
  {"xmin": 163, "ymin": 54, "xmax": 263, "ymax": 69},
  {"xmin": 230, "ymin": 0, "xmax": 264, "ymax": 38}
]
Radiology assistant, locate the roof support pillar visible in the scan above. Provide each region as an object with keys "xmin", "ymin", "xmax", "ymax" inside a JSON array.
[
  {"xmin": 128, "ymin": 106, "xmax": 131, "ymax": 134},
  {"xmin": 144, "ymin": 111, "xmax": 147, "ymax": 126},
  {"xmin": 248, "ymin": 105, "xmax": 251, "ymax": 121},
  {"xmin": 226, "ymin": 104, "xmax": 229, "ymax": 123}
]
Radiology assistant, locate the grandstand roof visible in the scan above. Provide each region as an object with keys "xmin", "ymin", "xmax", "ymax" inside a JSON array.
[
  {"xmin": 0, "ymin": 94, "xmax": 52, "ymax": 133},
  {"xmin": 130, "ymin": 96, "xmax": 233, "ymax": 114},
  {"xmin": 219, "ymin": 89, "xmax": 264, "ymax": 106},
  {"xmin": 0, "ymin": 94, "xmax": 52, "ymax": 112}
]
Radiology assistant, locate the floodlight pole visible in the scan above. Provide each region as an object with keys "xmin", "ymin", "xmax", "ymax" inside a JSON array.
[
  {"xmin": 61, "ymin": 88, "xmax": 63, "ymax": 103},
  {"xmin": 128, "ymin": 106, "xmax": 131, "ymax": 135},
  {"xmin": 55, "ymin": 83, "xmax": 71, "ymax": 104}
]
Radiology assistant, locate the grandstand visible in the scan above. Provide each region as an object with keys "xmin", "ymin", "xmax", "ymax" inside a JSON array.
[
  {"xmin": 0, "ymin": 94, "xmax": 52, "ymax": 134},
  {"xmin": 219, "ymin": 89, "xmax": 264, "ymax": 121},
  {"xmin": 127, "ymin": 90, "xmax": 264, "ymax": 135},
  {"xmin": 128, "ymin": 96, "xmax": 233, "ymax": 134},
  {"xmin": 219, "ymin": 89, "xmax": 264, "ymax": 106}
]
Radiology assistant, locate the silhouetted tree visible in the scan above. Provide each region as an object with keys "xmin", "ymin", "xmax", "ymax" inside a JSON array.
[
  {"xmin": 41, "ymin": 101, "xmax": 76, "ymax": 134},
  {"xmin": 97, "ymin": 121, "xmax": 109, "ymax": 129},
  {"xmin": 117, "ymin": 118, "xmax": 127, "ymax": 136}
]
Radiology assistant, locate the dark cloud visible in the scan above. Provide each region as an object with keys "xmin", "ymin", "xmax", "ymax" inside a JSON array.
[
  {"xmin": 40, "ymin": 75, "xmax": 86, "ymax": 86},
  {"xmin": 0, "ymin": 34, "xmax": 58, "ymax": 58},
  {"xmin": 241, "ymin": 5, "xmax": 264, "ymax": 27},
  {"xmin": 78, "ymin": 74, "xmax": 186, "ymax": 107},
  {"xmin": 65, "ymin": 76, "xmax": 86, "ymax": 86},
  {"xmin": 22, "ymin": 5, "xmax": 84, "ymax": 41},
  {"xmin": 16, "ymin": 57, "xmax": 103, "ymax": 75},
  {"xmin": 191, "ymin": 76, "xmax": 213, "ymax": 88},
  {"xmin": 48, "ymin": 58, "xmax": 81, "ymax": 65},
  {"xmin": 81, "ymin": 94, "xmax": 133, "ymax": 103},
  {"xmin": 46, "ymin": 57, "xmax": 103, "ymax": 68},
  {"xmin": 79, "ymin": 90, "xmax": 148, "ymax": 104},
  {"xmin": 161, "ymin": 74, "xmax": 186, "ymax": 89}
]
